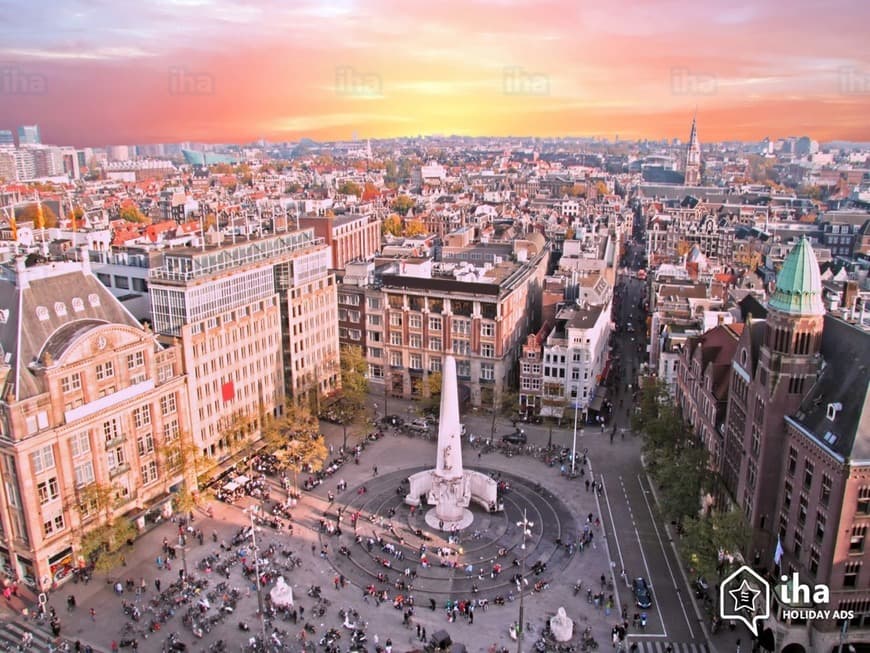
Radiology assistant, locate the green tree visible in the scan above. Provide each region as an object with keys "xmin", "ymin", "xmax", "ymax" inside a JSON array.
[
  {"xmin": 338, "ymin": 181, "xmax": 363, "ymax": 197},
  {"xmin": 75, "ymin": 483, "xmax": 136, "ymax": 575},
  {"xmin": 391, "ymin": 195, "xmax": 415, "ymax": 216},
  {"xmin": 382, "ymin": 214, "xmax": 403, "ymax": 236},
  {"xmin": 264, "ymin": 404, "xmax": 328, "ymax": 490},
  {"xmin": 414, "ymin": 370, "xmax": 443, "ymax": 416},
  {"xmin": 329, "ymin": 346, "xmax": 369, "ymax": 448},
  {"xmin": 680, "ymin": 509, "xmax": 751, "ymax": 582}
]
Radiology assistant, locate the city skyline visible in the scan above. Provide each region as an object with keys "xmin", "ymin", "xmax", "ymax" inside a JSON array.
[{"xmin": 1, "ymin": 0, "xmax": 869, "ymax": 147}]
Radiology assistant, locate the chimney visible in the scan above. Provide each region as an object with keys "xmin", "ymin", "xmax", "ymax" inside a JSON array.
[
  {"xmin": 15, "ymin": 256, "xmax": 28, "ymax": 290},
  {"xmin": 80, "ymin": 245, "xmax": 91, "ymax": 275}
]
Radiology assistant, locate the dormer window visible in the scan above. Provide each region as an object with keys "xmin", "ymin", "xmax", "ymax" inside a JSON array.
[{"xmin": 827, "ymin": 402, "xmax": 843, "ymax": 421}]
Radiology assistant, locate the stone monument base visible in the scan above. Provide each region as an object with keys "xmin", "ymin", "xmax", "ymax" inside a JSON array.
[{"xmin": 424, "ymin": 507, "xmax": 474, "ymax": 531}]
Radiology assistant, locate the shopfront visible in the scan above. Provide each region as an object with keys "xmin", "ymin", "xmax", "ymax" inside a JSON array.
[{"xmin": 48, "ymin": 547, "xmax": 74, "ymax": 585}]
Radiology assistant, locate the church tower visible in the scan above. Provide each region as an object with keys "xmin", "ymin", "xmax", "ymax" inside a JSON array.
[{"xmin": 684, "ymin": 113, "xmax": 701, "ymax": 186}]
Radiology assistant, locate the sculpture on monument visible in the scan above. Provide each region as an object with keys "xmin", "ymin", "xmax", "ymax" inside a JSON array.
[
  {"xmin": 405, "ymin": 355, "xmax": 500, "ymax": 530},
  {"xmin": 549, "ymin": 607, "xmax": 574, "ymax": 642}
]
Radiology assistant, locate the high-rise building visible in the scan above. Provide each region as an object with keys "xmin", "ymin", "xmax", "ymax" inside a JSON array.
[
  {"xmin": 0, "ymin": 130, "xmax": 14, "ymax": 147},
  {"xmin": 17, "ymin": 124, "xmax": 40, "ymax": 146},
  {"xmin": 0, "ymin": 253, "xmax": 190, "ymax": 591},
  {"xmin": 684, "ymin": 114, "xmax": 701, "ymax": 186},
  {"xmin": 147, "ymin": 230, "xmax": 338, "ymax": 468}
]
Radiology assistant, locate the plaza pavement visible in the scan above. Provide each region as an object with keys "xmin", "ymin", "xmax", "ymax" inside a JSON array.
[{"xmin": 0, "ymin": 416, "xmax": 621, "ymax": 653}]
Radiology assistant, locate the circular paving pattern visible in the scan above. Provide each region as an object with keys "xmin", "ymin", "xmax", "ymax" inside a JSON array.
[{"xmin": 320, "ymin": 466, "xmax": 579, "ymax": 601}]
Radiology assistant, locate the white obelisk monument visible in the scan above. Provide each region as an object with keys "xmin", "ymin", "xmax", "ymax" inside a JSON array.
[{"xmin": 405, "ymin": 355, "xmax": 499, "ymax": 530}]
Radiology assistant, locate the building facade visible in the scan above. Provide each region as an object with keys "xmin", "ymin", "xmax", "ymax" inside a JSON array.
[{"xmin": 0, "ymin": 255, "xmax": 189, "ymax": 590}]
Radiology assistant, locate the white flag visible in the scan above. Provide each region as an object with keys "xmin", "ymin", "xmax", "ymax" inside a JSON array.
[{"xmin": 774, "ymin": 535, "xmax": 784, "ymax": 565}]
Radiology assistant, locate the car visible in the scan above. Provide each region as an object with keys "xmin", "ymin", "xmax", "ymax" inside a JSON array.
[
  {"xmin": 407, "ymin": 418, "xmax": 430, "ymax": 432},
  {"xmin": 381, "ymin": 415, "xmax": 404, "ymax": 427},
  {"xmin": 633, "ymin": 577, "xmax": 652, "ymax": 609},
  {"xmin": 502, "ymin": 430, "xmax": 527, "ymax": 445}
]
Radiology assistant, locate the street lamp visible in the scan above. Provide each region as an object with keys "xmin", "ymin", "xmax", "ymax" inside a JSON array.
[
  {"xmin": 177, "ymin": 535, "xmax": 188, "ymax": 585},
  {"xmin": 244, "ymin": 507, "xmax": 268, "ymax": 644},
  {"xmin": 516, "ymin": 509, "xmax": 534, "ymax": 653}
]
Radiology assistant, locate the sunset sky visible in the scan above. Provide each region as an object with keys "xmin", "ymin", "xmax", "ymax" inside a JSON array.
[{"xmin": 2, "ymin": 0, "xmax": 869, "ymax": 146}]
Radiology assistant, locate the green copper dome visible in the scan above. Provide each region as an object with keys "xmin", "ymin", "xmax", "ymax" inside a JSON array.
[{"xmin": 769, "ymin": 237, "xmax": 824, "ymax": 316}]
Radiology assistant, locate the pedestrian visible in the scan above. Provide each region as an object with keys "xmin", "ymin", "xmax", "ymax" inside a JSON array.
[
  {"xmin": 89, "ymin": 607, "xmax": 96, "ymax": 621},
  {"xmin": 372, "ymin": 465, "xmax": 378, "ymax": 477},
  {"xmin": 421, "ymin": 627, "xmax": 427, "ymax": 642},
  {"xmin": 416, "ymin": 624, "xmax": 421, "ymax": 639},
  {"xmin": 111, "ymin": 641, "xmax": 119, "ymax": 653},
  {"xmin": 735, "ymin": 639, "xmax": 741, "ymax": 653},
  {"xmin": 154, "ymin": 578, "xmax": 161, "ymax": 592}
]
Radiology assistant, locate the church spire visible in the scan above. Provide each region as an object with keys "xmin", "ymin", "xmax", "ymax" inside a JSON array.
[{"xmin": 684, "ymin": 111, "xmax": 701, "ymax": 186}]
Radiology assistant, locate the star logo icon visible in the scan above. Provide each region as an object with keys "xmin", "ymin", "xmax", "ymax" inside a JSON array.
[{"xmin": 729, "ymin": 579, "xmax": 761, "ymax": 614}]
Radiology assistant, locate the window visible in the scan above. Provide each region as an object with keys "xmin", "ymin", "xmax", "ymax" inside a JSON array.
[
  {"xmin": 820, "ymin": 474, "xmax": 831, "ymax": 507},
  {"xmin": 429, "ymin": 317, "xmax": 441, "ymax": 331},
  {"xmin": 163, "ymin": 419, "xmax": 179, "ymax": 442},
  {"xmin": 429, "ymin": 357, "xmax": 441, "ymax": 372},
  {"xmin": 107, "ymin": 446, "xmax": 126, "ymax": 470},
  {"xmin": 366, "ymin": 296, "xmax": 381, "ymax": 310},
  {"xmin": 127, "ymin": 351, "xmax": 145, "ymax": 369},
  {"xmin": 815, "ymin": 512, "xmax": 826, "ymax": 543},
  {"xmin": 141, "ymin": 460, "xmax": 159, "ymax": 485},
  {"xmin": 456, "ymin": 360, "xmax": 471, "ymax": 378},
  {"xmin": 389, "ymin": 314, "xmax": 403, "ymax": 327},
  {"xmin": 481, "ymin": 363, "xmax": 495, "ymax": 381},
  {"xmin": 429, "ymin": 337, "xmax": 442, "ymax": 351},
  {"xmin": 160, "ymin": 394, "xmax": 177, "ymax": 416},
  {"xmin": 133, "ymin": 405, "xmax": 151, "ymax": 428},
  {"xmin": 844, "ymin": 561, "xmax": 861, "ymax": 587},
  {"xmin": 70, "ymin": 431, "xmax": 91, "ymax": 458},
  {"xmin": 389, "ymin": 351, "xmax": 402, "ymax": 367},
  {"xmin": 850, "ymin": 525, "xmax": 866, "ymax": 554},
  {"xmin": 783, "ymin": 480, "xmax": 793, "ymax": 510},
  {"xmin": 798, "ymin": 494, "xmax": 808, "ymax": 526},
  {"xmin": 61, "ymin": 373, "xmax": 81, "ymax": 393},
  {"xmin": 96, "ymin": 361, "xmax": 114, "ymax": 380},
  {"xmin": 787, "ymin": 448, "xmax": 797, "ymax": 476},
  {"xmin": 452, "ymin": 319, "xmax": 470, "ymax": 335},
  {"xmin": 367, "ymin": 347, "xmax": 383, "ymax": 359},
  {"xmin": 409, "ymin": 335, "xmax": 422, "ymax": 349},
  {"xmin": 390, "ymin": 332, "xmax": 403, "ymax": 346},
  {"xmin": 132, "ymin": 278, "xmax": 147, "ymax": 293},
  {"xmin": 408, "ymin": 314, "xmax": 422, "ymax": 330},
  {"xmin": 858, "ymin": 487, "xmax": 870, "ymax": 515},
  {"xmin": 31, "ymin": 446, "xmax": 55, "ymax": 474},
  {"xmin": 452, "ymin": 339, "xmax": 470, "ymax": 356},
  {"xmin": 74, "ymin": 461, "xmax": 95, "ymax": 487},
  {"xmin": 481, "ymin": 322, "xmax": 495, "ymax": 338},
  {"xmin": 37, "ymin": 477, "xmax": 59, "ymax": 505},
  {"xmin": 114, "ymin": 275, "xmax": 129, "ymax": 289},
  {"xmin": 409, "ymin": 354, "xmax": 423, "ymax": 370},
  {"xmin": 793, "ymin": 528, "xmax": 803, "ymax": 559},
  {"xmin": 43, "ymin": 513, "xmax": 65, "ymax": 537},
  {"xmin": 481, "ymin": 343, "xmax": 494, "ymax": 358},
  {"xmin": 166, "ymin": 447, "xmax": 182, "ymax": 470},
  {"xmin": 137, "ymin": 432, "xmax": 155, "ymax": 457},
  {"xmin": 809, "ymin": 547, "xmax": 820, "ymax": 575},
  {"xmin": 367, "ymin": 314, "xmax": 382, "ymax": 326},
  {"xmin": 25, "ymin": 411, "xmax": 49, "ymax": 435}
]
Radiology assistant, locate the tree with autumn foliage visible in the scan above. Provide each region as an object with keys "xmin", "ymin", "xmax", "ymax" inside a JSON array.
[
  {"xmin": 382, "ymin": 214, "xmax": 403, "ymax": 236},
  {"xmin": 404, "ymin": 218, "xmax": 426, "ymax": 237},
  {"xmin": 119, "ymin": 205, "xmax": 148, "ymax": 223},
  {"xmin": 18, "ymin": 202, "xmax": 57, "ymax": 228},
  {"xmin": 263, "ymin": 403, "xmax": 328, "ymax": 490},
  {"xmin": 361, "ymin": 182, "xmax": 380, "ymax": 201},
  {"xmin": 66, "ymin": 206, "xmax": 84, "ymax": 229}
]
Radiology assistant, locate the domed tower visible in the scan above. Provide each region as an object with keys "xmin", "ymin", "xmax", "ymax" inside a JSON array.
[{"xmin": 765, "ymin": 236, "xmax": 825, "ymax": 360}]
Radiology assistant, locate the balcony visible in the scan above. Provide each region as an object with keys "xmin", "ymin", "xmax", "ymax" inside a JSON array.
[{"xmin": 108, "ymin": 463, "xmax": 130, "ymax": 478}]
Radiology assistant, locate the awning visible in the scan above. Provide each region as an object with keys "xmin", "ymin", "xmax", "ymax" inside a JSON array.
[
  {"xmin": 589, "ymin": 386, "xmax": 609, "ymax": 412},
  {"xmin": 539, "ymin": 405, "xmax": 565, "ymax": 418}
]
